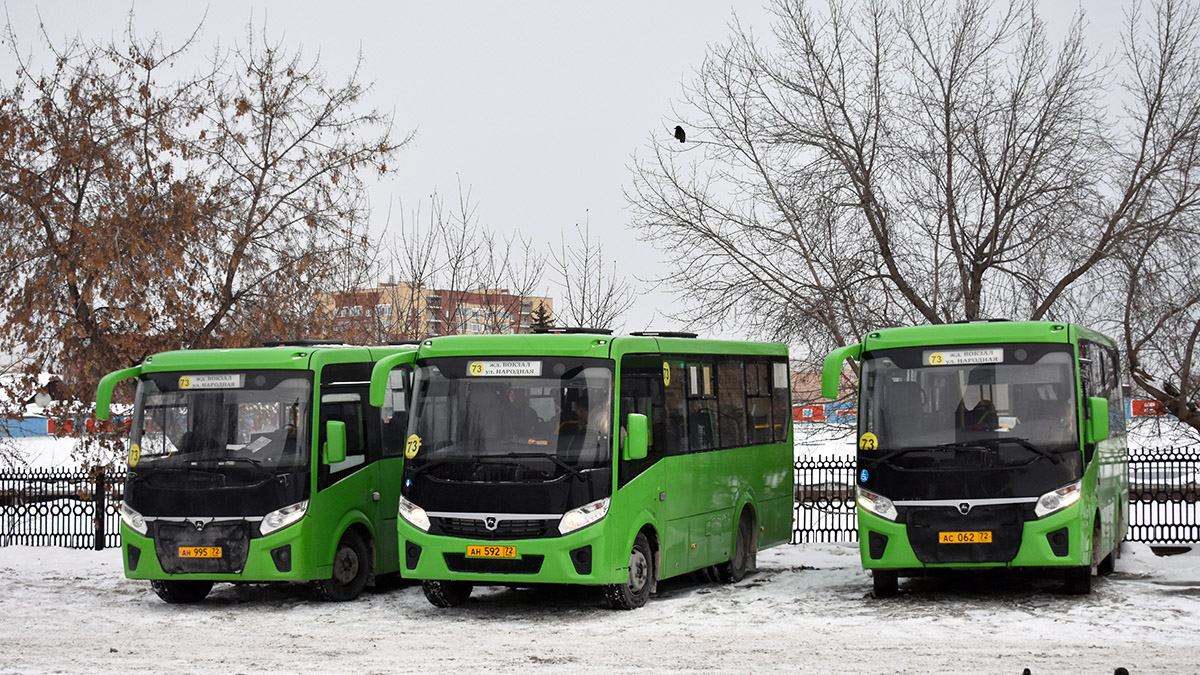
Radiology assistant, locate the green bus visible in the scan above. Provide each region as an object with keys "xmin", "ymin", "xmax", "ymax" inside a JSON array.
[
  {"xmin": 95, "ymin": 342, "xmax": 416, "ymax": 603},
  {"xmin": 368, "ymin": 330, "xmax": 794, "ymax": 609},
  {"xmin": 821, "ymin": 321, "xmax": 1128, "ymax": 596}
]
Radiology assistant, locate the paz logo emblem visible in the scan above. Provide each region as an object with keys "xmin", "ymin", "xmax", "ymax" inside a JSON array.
[
  {"xmin": 193, "ymin": 519, "xmax": 206, "ymax": 531},
  {"xmin": 484, "ymin": 516, "xmax": 498, "ymax": 531},
  {"xmin": 958, "ymin": 502, "xmax": 971, "ymax": 515}
]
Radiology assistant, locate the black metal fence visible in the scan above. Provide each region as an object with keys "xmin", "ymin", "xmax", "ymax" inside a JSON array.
[
  {"xmin": 0, "ymin": 468, "xmax": 124, "ymax": 549},
  {"xmin": 2, "ymin": 447, "xmax": 1198, "ymax": 549}
]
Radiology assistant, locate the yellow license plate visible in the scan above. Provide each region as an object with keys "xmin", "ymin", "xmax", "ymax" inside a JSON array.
[
  {"xmin": 465, "ymin": 544, "xmax": 517, "ymax": 559},
  {"xmin": 938, "ymin": 531, "xmax": 993, "ymax": 544},
  {"xmin": 178, "ymin": 546, "xmax": 223, "ymax": 558}
]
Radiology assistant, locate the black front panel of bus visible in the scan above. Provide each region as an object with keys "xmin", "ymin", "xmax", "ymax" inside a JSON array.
[
  {"xmin": 858, "ymin": 458, "xmax": 1082, "ymax": 502},
  {"xmin": 406, "ymin": 467, "xmax": 611, "ymax": 538},
  {"xmin": 906, "ymin": 504, "xmax": 1027, "ymax": 564},
  {"xmin": 124, "ymin": 469, "xmax": 307, "ymax": 521}
]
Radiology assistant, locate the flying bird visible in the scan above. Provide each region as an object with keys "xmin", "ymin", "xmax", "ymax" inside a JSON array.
[{"xmin": 674, "ymin": 125, "xmax": 686, "ymax": 143}]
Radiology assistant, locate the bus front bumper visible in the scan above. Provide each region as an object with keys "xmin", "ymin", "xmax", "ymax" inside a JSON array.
[
  {"xmin": 121, "ymin": 520, "xmax": 313, "ymax": 582},
  {"xmin": 857, "ymin": 502, "xmax": 1087, "ymax": 571},
  {"xmin": 397, "ymin": 517, "xmax": 624, "ymax": 586}
]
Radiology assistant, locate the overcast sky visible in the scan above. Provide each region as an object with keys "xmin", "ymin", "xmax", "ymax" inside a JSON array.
[{"xmin": 3, "ymin": 1, "xmax": 1122, "ymax": 338}]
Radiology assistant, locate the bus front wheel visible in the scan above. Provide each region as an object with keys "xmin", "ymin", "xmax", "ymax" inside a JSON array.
[
  {"xmin": 872, "ymin": 570, "xmax": 898, "ymax": 598},
  {"xmin": 423, "ymin": 579, "xmax": 473, "ymax": 607},
  {"xmin": 150, "ymin": 579, "xmax": 213, "ymax": 604},
  {"xmin": 716, "ymin": 511, "xmax": 756, "ymax": 583},
  {"xmin": 605, "ymin": 533, "xmax": 653, "ymax": 610},
  {"xmin": 314, "ymin": 530, "xmax": 371, "ymax": 602},
  {"xmin": 1065, "ymin": 525, "xmax": 1100, "ymax": 594}
]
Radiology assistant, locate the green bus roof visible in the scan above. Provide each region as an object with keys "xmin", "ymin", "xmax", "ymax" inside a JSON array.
[
  {"xmin": 139, "ymin": 344, "xmax": 413, "ymax": 373},
  {"xmin": 413, "ymin": 333, "xmax": 787, "ymax": 359},
  {"xmin": 860, "ymin": 321, "xmax": 1115, "ymax": 351}
]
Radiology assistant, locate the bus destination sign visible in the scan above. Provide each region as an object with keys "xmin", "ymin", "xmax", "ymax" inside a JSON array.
[
  {"xmin": 178, "ymin": 374, "xmax": 245, "ymax": 390},
  {"xmin": 467, "ymin": 360, "xmax": 543, "ymax": 377},
  {"xmin": 922, "ymin": 348, "xmax": 1004, "ymax": 367}
]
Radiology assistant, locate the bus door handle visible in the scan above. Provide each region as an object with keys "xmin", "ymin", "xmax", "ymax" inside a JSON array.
[
  {"xmin": 372, "ymin": 491, "xmax": 381, "ymax": 502},
  {"xmin": 659, "ymin": 492, "xmax": 666, "ymax": 502}
]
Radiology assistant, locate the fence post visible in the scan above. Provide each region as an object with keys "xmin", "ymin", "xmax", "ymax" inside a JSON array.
[{"xmin": 94, "ymin": 469, "xmax": 106, "ymax": 551}]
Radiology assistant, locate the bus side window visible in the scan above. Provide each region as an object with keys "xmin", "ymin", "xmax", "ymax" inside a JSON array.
[
  {"xmin": 686, "ymin": 361, "xmax": 719, "ymax": 451},
  {"xmin": 662, "ymin": 357, "xmax": 689, "ymax": 455},
  {"xmin": 381, "ymin": 366, "xmax": 411, "ymax": 458},
  {"xmin": 746, "ymin": 361, "xmax": 773, "ymax": 445},
  {"xmin": 618, "ymin": 355, "xmax": 667, "ymax": 487},
  {"xmin": 717, "ymin": 358, "xmax": 746, "ymax": 448}
]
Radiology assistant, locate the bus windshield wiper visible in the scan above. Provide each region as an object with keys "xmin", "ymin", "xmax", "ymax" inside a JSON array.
[
  {"xmin": 405, "ymin": 457, "xmax": 473, "ymax": 479},
  {"xmin": 499, "ymin": 452, "xmax": 585, "ymax": 481},
  {"xmin": 996, "ymin": 437, "xmax": 1062, "ymax": 464},
  {"xmin": 870, "ymin": 441, "xmax": 988, "ymax": 466}
]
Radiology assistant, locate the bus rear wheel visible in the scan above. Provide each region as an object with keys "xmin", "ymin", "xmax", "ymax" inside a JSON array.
[
  {"xmin": 605, "ymin": 533, "xmax": 653, "ymax": 610},
  {"xmin": 872, "ymin": 570, "xmax": 898, "ymax": 598},
  {"xmin": 314, "ymin": 530, "xmax": 371, "ymax": 602},
  {"xmin": 423, "ymin": 579, "xmax": 473, "ymax": 607},
  {"xmin": 150, "ymin": 579, "xmax": 213, "ymax": 604}
]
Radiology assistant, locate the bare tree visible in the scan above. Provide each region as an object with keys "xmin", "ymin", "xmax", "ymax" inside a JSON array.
[
  {"xmin": 0, "ymin": 17, "xmax": 410, "ymax": 467},
  {"xmin": 628, "ymin": 0, "xmax": 1200, "ymax": 432},
  {"xmin": 551, "ymin": 217, "xmax": 635, "ymax": 329}
]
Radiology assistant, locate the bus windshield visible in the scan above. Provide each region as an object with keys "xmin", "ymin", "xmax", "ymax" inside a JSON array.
[
  {"xmin": 131, "ymin": 370, "xmax": 312, "ymax": 475},
  {"xmin": 859, "ymin": 343, "xmax": 1080, "ymax": 469},
  {"xmin": 406, "ymin": 357, "xmax": 614, "ymax": 482}
]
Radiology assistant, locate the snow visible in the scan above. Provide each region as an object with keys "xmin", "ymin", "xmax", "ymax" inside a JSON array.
[{"xmin": 0, "ymin": 542, "xmax": 1196, "ymax": 674}]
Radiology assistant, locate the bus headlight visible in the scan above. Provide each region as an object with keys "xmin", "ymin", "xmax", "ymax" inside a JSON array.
[
  {"xmin": 260, "ymin": 500, "xmax": 308, "ymax": 536},
  {"xmin": 120, "ymin": 502, "xmax": 148, "ymax": 535},
  {"xmin": 558, "ymin": 498, "xmax": 610, "ymax": 535},
  {"xmin": 1035, "ymin": 480, "xmax": 1082, "ymax": 518},
  {"xmin": 398, "ymin": 495, "xmax": 430, "ymax": 532},
  {"xmin": 856, "ymin": 487, "xmax": 897, "ymax": 522}
]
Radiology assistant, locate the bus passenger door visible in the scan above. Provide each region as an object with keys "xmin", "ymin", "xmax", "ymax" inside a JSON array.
[
  {"xmin": 375, "ymin": 361, "xmax": 414, "ymax": 574},
  {"xmin": 617, "ymin": 355, "xmax": 667, "ymax": 570}
]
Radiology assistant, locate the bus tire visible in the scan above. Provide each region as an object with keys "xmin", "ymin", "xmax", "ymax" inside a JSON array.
[
  {"xmin": 872, "ymin": 570, "xmax": 898, "ymax": 598},
  {"xmin": 1065, "ymin": 524, "xmax": 1100, "ymax": 594},
  {"xmin": 314, "ymin": 530, "xmax": 370, "ymax": 602},
  {"xmin": 150, "ymin": 579, "xmax": 213, "ymax": 604},
  {"xmin": 1099, "ymin": 514, "xmax": 1120, "ymax": 576},
  {"xmin": 716, "ymin": 511, "xmax": 756, "ymax": 583},
  {"xmin": 605, "ymin": 533, "xmax": 653, "ymax": 610},
  {"xmin": 423, "ymin": 579, "xmax": 473, "ymax": 607}
]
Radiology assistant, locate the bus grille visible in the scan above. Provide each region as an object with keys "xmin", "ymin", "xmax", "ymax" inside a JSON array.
[
  {"xmin": 906, "ymin": 505, "xmax": 1025, "ymax": 564},
  {"xmin": 436, "ymin": 517, "xmax": 555, "ymax": 540},
  {"xmin": 443, "ymin": 553, "xmax": 545, "ymax": 574},
  {"xmin": 153, "ymin": 521, "xmax": 251, "ymax": 574}
]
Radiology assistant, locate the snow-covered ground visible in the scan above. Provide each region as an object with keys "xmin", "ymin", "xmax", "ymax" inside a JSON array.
[{"xmin": 0, "ymin": 542, "xmax": 1196, "ymax": 674}]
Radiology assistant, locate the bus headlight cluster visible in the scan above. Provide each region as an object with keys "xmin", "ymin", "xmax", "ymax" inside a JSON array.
[
  {"xmin": 120, "ymin": 502, "xmax": 147, "ymax": 535},
  {"xmin": 260, "ymin": 500, "xmax": 308, "ymax": 536},
  {"xmin": 856, "ymin": 487, "xmax": 897, "ymax": 522},
  {"xmin": 558, "ymin": 498, "xmax": 610, "ymax": 535},
  {"xmin": 1035, "ymin": 480, "xmax": 1082, "ymax": 518},
  {"xmin": 398, "ymin": 495, "xmax": 430, "ymax": 532}
]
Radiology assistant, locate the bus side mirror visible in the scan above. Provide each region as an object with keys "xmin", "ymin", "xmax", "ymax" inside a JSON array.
[
  {"xmin": 323, "ymin": 421, "xmax": 347, "ymax": 465},
  {"xmin": 821, "ymin": 344, "xmax": 863, "ymax": 399},
  {"xmin": 624, "ymin": 414, "xmax": 648, "ymax": 461},
  {"xmin": 1084, "ymin": 397, "xmax": 1109, "ymax": 445}
]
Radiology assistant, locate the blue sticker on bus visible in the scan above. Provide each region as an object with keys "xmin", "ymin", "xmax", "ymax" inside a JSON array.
[{"xmin": 859, "ymin": 469, "xmax": 869, "ymax": 483}]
